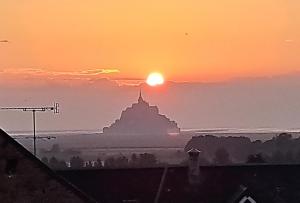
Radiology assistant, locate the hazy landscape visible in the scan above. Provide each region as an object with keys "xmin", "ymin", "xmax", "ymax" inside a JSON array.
[
  {"xmin": 7, "ymin": 128, "xmax": 300, "ymax": 167},
  {"xmin": 2, "ymin": 0, "xmax": 300, "ymax": 202}
]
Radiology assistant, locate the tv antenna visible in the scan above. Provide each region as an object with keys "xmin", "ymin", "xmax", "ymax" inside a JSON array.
[{"xmin": 1, "ymin": 103, "xmax": 59, "ymax": 156}]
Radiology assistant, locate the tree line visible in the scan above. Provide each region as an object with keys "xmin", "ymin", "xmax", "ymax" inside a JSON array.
[
  {"xmin": 41, "ymin": 153, "xmax": 160, "ymax": 170},
  {"xmin": 185, "ymin": 133, "xmax": 300, "ymax": 164}
]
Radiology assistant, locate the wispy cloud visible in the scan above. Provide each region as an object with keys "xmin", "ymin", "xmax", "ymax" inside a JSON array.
[
  {"xmin": 114, "ymin": 80, "xmax": 144, "ymax": 86},
  {"xmin": 0, "ymin": 40, "xmax": 9, "ymax": 43},
  {"xmin": 0, "ymin": 68, "xmax": 121, "ymax": 86},
  {"xmin": 47, "ymin": 68, "xmax": 120, "ymax": 76},
  {"xmin": 111, "ymin": 77, "xmax": 144, "ymax": 86},
  {"xmin": 285, "ymin": 39, "xmax": 294, "ymax": 43},
  {"xmin": 82, "ymin": 69, "xmax": 120, "ymax": 74},
  {"xmin": 0, "ymin": 68, "xmax": 148, "ymax": 87},
  {"xmin": 112, "ymin": 77, "xmax": 143, "ymax": 81},
  {"xmin": 1, "ymin": 68, "xmax": 120, "ymax": 76},
  {"xmin": 0, "ymin": 68, "xmax": 153, "ymax": 87}
]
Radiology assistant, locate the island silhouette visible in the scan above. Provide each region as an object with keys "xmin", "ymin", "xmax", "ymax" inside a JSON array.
[{"xmin": 103, "ymin": 91, "xmax": 180, "ymax": 136}]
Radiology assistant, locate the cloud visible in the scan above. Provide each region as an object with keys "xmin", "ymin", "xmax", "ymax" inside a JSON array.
[
  {"xmin": 0, "ymin": 68, "xmax": 120, "ymax": 76},
  {"xmin": 113, "ymin": 77, "xmax": 143, "ymax": 81},
  {"xmin": 87, "ymin": 69, "xmax": 120, "ymax": 74},
  {"xmin": 0, "ymin": 40, "xmax": 9, "ymax": 43},
  {"xmin": 0, "ymin": 68, "xmax": 121, "ymax": 87},
  {"xmin": 48, "ymin": 68, "xmax": 120, "ymax": 76},
  {"xmin": 110, "ymin": 77, "xmax": 145, "ymax": 86},
  {"xmin": 0, "ymin": 68, "xmax": 151, "ymax": 87},
  {"xmin": 285, "ymin": 39, "xmax": 294, "ymax": 43},
  {"xmin": 115, "ymin": 80, "xmax": 143, "ymax": 86}
]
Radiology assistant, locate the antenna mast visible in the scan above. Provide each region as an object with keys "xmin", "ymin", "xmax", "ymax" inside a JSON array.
[{"xmin": 1, "ymin": 103, "xmax": 59, "ymax": 156}]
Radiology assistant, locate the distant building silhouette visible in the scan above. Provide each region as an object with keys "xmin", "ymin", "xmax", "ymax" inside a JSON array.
[{"xmin": 103, "ymin": 91, "xmax": 180, "ymax": 136}]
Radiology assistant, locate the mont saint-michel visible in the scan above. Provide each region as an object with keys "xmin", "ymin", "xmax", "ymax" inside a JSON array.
[{"xmin": 103, "ymin": 91, "xmax": 180, "ymax": 136}]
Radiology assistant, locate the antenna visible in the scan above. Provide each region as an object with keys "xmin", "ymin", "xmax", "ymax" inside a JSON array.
[{"xmin": 1, "ymin": 102, "xmax": 60, "ymax": 156}]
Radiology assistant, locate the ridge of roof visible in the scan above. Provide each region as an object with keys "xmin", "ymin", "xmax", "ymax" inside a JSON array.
[{"xmin": 0, "ymin": 128, "xmax": 97, "ymax": 203}]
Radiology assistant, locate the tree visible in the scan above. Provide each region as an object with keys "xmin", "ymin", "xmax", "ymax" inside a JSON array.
[
  {"xmin": 246, "ymin": 153, "xmax": 266, "ymax": 164},
  {"xmin": 130, "ymin": 153, "xmax": 139, "ymax": 167},
  {"xmin": 213, "ymin": 148, "xmax": 231, "ymax": 165},
  {"xmin": 116, "ymin": 156, "xmax": 129, "ymax": 168},
  {"xmin": 50, "ymin": 144, "xmax": 61, "ymax": 153},
  {"xmin": 138, "ymin": 153, "xmax": 157, "ymax": 167},
  {"xmin": 273, "ymin": 133, "xmax": 292, "ymax": 149},
  {"xmin": 85, "ymin": 161, "xmax": 93, "ymax": 168},
  {"xmin": 285, "ymin": 150, "xmax": 295, "ymax": 163},
  {"xmin": 104, "ymin": 157, "xmax": 116, "ymax": 168},
  {"xmin": 70, "ymin": 156, "xmax": 84, "ymax": 169},
  {"xmin": 271, "ymin": 150, "xmax": 285, "ymax": 163},
  {"xmin": 198, "ymin": 156, "xmax": 211, "ymax": 165},
  {"xmin": 294, "ymin": 149, "xmax": 300, "ymax": 163},
  {"xmin": 58, "ymin": 160, "xmax": 67, "ymax": 169},
  {"xmin": 94, "ymin": 158, "xmax": 103, "ymax": 168}
]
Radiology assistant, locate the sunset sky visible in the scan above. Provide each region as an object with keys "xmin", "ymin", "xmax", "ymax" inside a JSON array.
[
  {"xmin": 1, "ymin": 1, "xmax": 300, "ymax": 131},
  {"xmin": 1, "ymin": 0, "xmax": 299, "ymax": 83}
]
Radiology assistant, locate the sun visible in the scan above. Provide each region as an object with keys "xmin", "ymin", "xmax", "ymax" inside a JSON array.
[{"xmin": 146, "ymin": 72, "xmax": 164, "ymax": 86}]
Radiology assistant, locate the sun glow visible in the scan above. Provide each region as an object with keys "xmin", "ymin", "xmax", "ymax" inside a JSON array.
[{"xmin": 146, "ymin": 72, "xmax": 164, "ymax": 86}]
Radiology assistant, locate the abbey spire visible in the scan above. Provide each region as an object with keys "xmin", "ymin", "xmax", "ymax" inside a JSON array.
[{"xmin": 138, "ymin": 89, "xmax": 145, "ymax": 103}]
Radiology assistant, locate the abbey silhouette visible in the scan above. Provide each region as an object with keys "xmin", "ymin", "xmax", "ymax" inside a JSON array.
[{"xmin": 103, "ymin": 91, "xmax": 180, "ymax": 136}]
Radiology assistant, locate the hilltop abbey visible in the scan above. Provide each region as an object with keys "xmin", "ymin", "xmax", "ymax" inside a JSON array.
[{"xmin": 103, "ymin": 91, "xmax": 180, "ymax": 136}]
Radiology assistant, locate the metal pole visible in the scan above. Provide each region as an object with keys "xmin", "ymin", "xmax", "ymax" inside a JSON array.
[
  {"xmin": 154, "ymin": 166, "xmax": 168, "ymax": 203},
  {"xmin": 1, "ymin": 103, "xmax": 59, "ymax": 156},
  {"xmin": 33, "ymin": 110, "xmax": 36, "ymax": 156}
]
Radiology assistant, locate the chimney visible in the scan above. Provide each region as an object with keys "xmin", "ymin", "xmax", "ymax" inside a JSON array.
[{"xmin": 187, "ymin": 148, "xmax": 201, "ymax": 185}]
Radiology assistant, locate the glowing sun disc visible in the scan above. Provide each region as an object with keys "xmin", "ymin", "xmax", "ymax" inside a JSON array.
[{"xmin": 146, "ymin": 72, "xmax": 164, "ymax": 86}]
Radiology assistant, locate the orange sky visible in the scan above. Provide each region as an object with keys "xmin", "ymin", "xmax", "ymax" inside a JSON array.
[{"xmin": 1, "ymin": 0, "xmax": 300, "ymax": 83}]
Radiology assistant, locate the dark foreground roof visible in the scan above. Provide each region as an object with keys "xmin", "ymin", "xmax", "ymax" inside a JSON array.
[
  {"xmin": 58, "ymin": 164, "xmax": 300, "ymax": 203},
  {"xmin": 0, "ymin": 129, "xmax": 96, "ymax": 203}
]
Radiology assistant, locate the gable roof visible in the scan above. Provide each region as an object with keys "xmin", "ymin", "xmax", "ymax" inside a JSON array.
[
  {"xmin": 187, "ymin": 148, "xmax": 201, "ymax": 153},
  {"xmin": 0, "ymin": 128, "xmax": 97, "ymax": 203}
]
